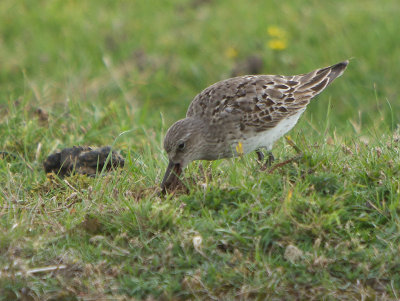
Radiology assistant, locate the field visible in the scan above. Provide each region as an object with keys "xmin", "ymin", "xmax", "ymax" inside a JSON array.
[{"xmin": 1, "ymin": 0, "xmax": 400, "ymax": 300}]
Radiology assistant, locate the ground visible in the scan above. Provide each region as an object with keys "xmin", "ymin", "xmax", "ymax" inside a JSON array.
[{"xmin": 1, "ymin": 0, "xmax": 400, "ymax": 300}]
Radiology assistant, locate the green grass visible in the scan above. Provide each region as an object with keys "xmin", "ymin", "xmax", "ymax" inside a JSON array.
[{"xmin": 1, "ymin": 0, "xmax": 400, "ymax": 299}]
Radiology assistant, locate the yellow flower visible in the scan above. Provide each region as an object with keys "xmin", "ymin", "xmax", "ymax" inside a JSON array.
[
  {"xmin": 236, "ymin": 141, "xmax": 244, "ymax": 156},
  {"xmin": 267, "ymin": 26, "xmax": 287, "ymax": 38},
  {"xmin": 225, "ymin": 47, "xmax": 238, "ymax": 59},
  {"xmin": 287, "ymin": 189, "xmax": 293, "ymax": 201},
  {"xmin": 266, "ymin": 26, "xmax": 288, "ymax": 51},
  {"xmin": 267, "ymin": 39, "xmax": 287, "ymax": 51},
  {"xmin": 285, "ymin": 135, "xmax": 293, "ymax": 143}
]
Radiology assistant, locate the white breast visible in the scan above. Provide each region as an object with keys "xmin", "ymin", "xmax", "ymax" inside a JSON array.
[{"xmin": 241, "ymin": 110, "xmax": 305, "ymax": 154}]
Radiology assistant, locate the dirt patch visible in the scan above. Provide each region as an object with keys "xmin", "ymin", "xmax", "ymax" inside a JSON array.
[{"xmin": 43, "ymin": 146, "xmax": 124, "ymax": 177}]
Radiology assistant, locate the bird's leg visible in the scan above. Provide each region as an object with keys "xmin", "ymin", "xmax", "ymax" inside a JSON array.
[
  {"xmin": 256, "ymin": 150, "xmax": 264, "ymax": 163},
  {"xmin": 256, "ymin": 150, "xmax": 275, "ymax": 169},
  {"xmin": 266, "ymin": 152, "xmax": 275, "ymax": 167}
]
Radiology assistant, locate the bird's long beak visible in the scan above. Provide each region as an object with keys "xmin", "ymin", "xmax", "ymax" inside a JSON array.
[{"xmin": 161, "ymin": 160, "xmax": 182, "ymax": 192}]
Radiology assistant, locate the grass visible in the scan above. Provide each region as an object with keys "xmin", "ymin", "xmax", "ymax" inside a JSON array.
[{"xmin": 1, "ymin": 0, "xmax": 400, "ymax": 299}]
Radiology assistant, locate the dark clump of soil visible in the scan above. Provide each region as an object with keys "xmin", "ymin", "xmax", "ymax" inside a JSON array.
[
  {"xmin": 43, "ymin": 146, "xmax": 124, "ymax": 177},
  {"xmin": 0, "ymin": 151, "xmax": 17, "ymax": 160},
  {"xmin": 231, "ymin": 55, "xmax": 264, "ymax": 77}
]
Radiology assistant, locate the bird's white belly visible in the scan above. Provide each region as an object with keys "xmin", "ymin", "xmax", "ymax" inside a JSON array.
[{"xmin": 241, "ymin": 110, "xmax": 305, "ymax": 154}]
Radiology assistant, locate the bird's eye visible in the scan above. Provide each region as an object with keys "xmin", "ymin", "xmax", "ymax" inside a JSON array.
[{"xmin": 178, "ymin": 142, "xmax": 185, "ymax": 150}]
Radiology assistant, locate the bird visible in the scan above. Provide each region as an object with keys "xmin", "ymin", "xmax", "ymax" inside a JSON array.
[{"xmin": 161, "ymin": 60, "xmax": 349, "ymax": 191}]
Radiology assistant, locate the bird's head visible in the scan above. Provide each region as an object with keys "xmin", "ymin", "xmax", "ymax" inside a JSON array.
[{"xmin": 161, "ymin": 117, "xmax": 205, "ymax": 191}]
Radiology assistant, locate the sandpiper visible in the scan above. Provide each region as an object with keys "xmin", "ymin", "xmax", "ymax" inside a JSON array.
[{"xmin": 161, "ymin": 61, "xmax": 349, "ymax": 190}]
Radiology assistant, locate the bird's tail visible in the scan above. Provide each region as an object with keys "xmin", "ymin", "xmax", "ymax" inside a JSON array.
[
  {"xmin": 294, "ymin": 60, "xmax": 349, "ymax": 98},
  {"xmin": 323, "ymin": 60, "xmax": 349, "ymax": 85}
]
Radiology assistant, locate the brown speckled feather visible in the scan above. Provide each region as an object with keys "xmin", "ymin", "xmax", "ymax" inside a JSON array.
[{"xmin": 187, "ymin": 61, "xmax": 348, "ymax": 132}]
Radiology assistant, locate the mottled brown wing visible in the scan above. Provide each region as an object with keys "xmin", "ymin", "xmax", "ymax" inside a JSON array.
[{"xmin": 186, "ymin": 61, "xmax": 348, "ymax": 132}]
